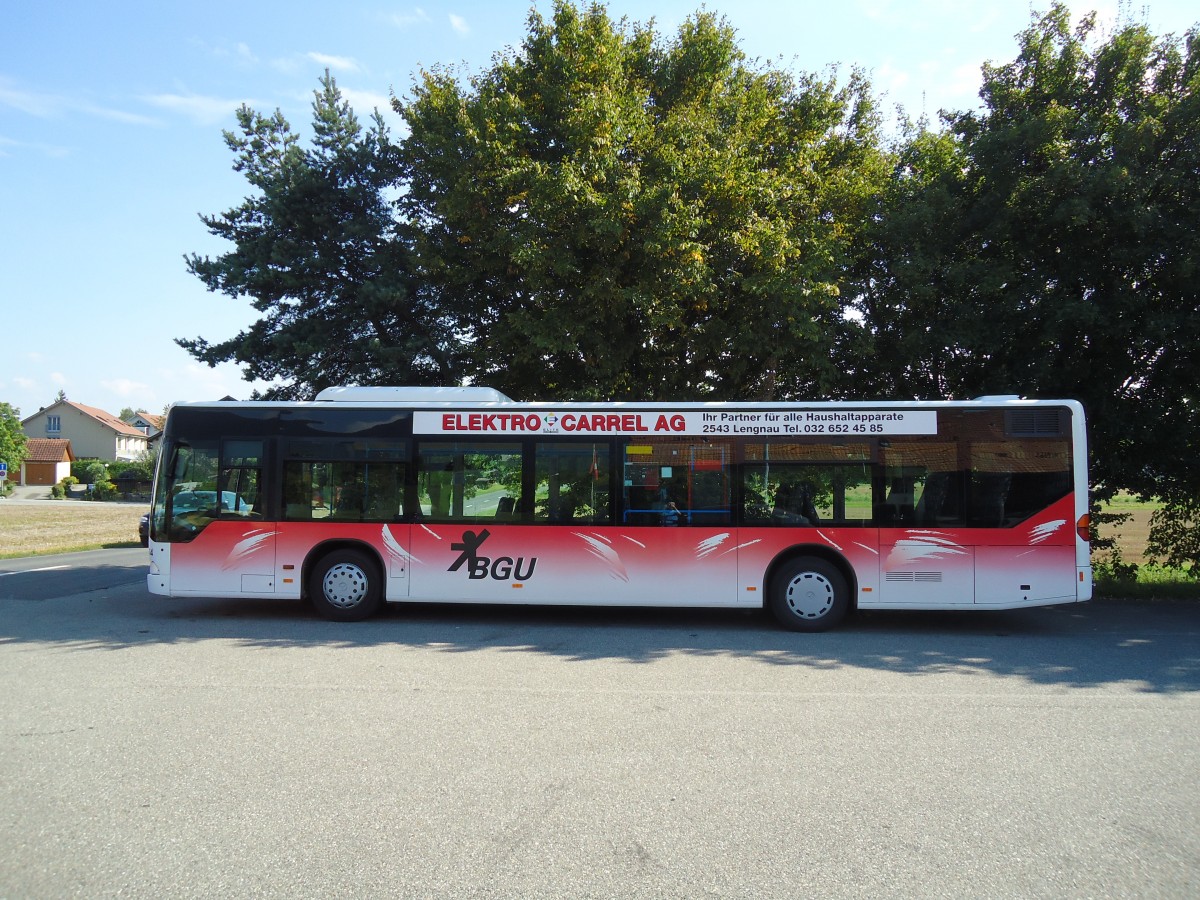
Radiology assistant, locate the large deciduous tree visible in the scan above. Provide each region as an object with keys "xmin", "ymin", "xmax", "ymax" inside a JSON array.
[
  {"xmin": 848, "ymin": 5, "xmax": 1200, "ymax": 507},
  {"xmin": 398, "ymin": 1, "xmax": 884, "ymax": 400},
  {"xmin": 0, "ymin": 402, "xmax": 28, "ymax": 483},
  {"xmin": 180, "ymin": 73, "xmax": 463, "ymax": 399}
]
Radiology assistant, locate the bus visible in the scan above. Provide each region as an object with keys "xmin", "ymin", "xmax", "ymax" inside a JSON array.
[{"xmin": 146, "ymin": 387, "xmax": 1091, "ymax": 631}]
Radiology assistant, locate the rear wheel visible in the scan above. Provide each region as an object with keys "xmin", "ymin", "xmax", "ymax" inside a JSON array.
[
  {"xmin": 309, "ymin": 549, "xmax": 382, "ymax": 622},
  {"xmin": 768, "ymin": 557, "xmax": 849, "ymax": 632}
]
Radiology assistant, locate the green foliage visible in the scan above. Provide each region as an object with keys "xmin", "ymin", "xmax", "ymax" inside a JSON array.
[
  {"xmin": 399, "ymin": 1, "xmax": 886, "ymax": 400},
  {"xmin": 75, "ymin": 460, "xmax": 109, "ymax": 485},
  {"xmin": 0, "ymin": 401, "xmax": 28, "ymax": 477},
  {"xmin": 178, "ymin": 1, "xmax": 1200, "ymax": 578},
  {"xmin": 848, "ymin": 3, "xmax": 1200, "ymax": 513},
  {"xmin": 1095, "ymin": 564, "xmax": 1200, "ymax": 599},
  {"xmin": 1147, "ymin": 498, "xmax": 1200, "ymax": 577},
  {"xmin": 180, "ymin": 72, "xmax": 464, "ymax": 399},
  {"xmin": 90, "ymin": 480, "xmax": 118, "ymax": 501},
  {"xmin": 109, "ymin": 461, "xmax": 153, "ymax": 481},
  {"xmin": 1088, "ymin": 501, "xmax": 1137, "ymax": 579}
]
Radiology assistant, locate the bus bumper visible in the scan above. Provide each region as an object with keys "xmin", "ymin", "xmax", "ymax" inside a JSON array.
[
  {"xmin": 1077, "ymin": 565, "xmax": 1093, "ymax": 602},
  {"xmin": 147, "ymin": 543, "xmax": 169, "ymax": 596}
]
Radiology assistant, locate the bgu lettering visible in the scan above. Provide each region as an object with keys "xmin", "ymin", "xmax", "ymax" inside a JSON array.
[{"xmin": 448, "ymin": 528, "xmax": 537, "ymax": 581}]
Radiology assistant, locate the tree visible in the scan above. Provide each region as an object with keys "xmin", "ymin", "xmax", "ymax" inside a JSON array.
[
  {"xmin": 180, "ymin": 72, "xmax": 464, "ymax": 399},
  {"xmin": 399, "ymin": 1, "xmax": 885, "ymax": 400},
  {"xmin": 1, "ymin": 402, "xmax": 29, "ymax": 483},
  {"xmin": 847, "ymin": 5, "xmax": 1200, "ymax": 509}
]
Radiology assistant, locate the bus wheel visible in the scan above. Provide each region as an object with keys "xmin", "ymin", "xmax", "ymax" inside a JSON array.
[
  {"xmin": 309, "ymin": 550, "xmax": 382, "ymax": 622},
  {"xmin": 769, "ymin": 557, "xmax": 849, "ymax": 632}
]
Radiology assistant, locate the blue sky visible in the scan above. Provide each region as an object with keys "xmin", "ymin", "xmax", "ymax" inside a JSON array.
[{"xmin": 3, "ymin": 1, "xmax": 1196, "ymax": 420}]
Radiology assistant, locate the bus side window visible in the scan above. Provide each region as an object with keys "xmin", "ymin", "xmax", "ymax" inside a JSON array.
[
  {"xmin": 283, "ymin": 463, "xmax": 312, "ymax": 520},
  {"xmin": 417, "ymin": 442, "xmax": 523, "ymax": 521},
  {"xmin": 622, "ymin": 439, "xmax": 731, "ymax": 526},
  {"xmin": 772, "ymin": 479, "xmax": 820, "ymax": 525},
  {"xmin": 282, "ymin": 441, "xmax": 408, "ymax": 523},
  {"xmin": 220, "ymin": 440, "xmax": 263, "ymax": 519},
  {"xmin": 534, "ymin": 442, "xmax": 611, "ymax": 524}
]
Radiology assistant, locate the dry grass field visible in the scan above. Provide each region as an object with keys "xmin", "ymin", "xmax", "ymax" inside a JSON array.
[
  {"xmin": 0, "ymin": 501, "xmax": 143, "ymax": 558},
  {"xmin": 1100, "ymin": 507, "xmax": 1153, "ymax": 564}
]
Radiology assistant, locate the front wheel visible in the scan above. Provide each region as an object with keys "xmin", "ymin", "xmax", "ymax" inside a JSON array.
[
  {"xmin": 768, "ymin": 557, "xmax": 849, "ymax": 632},
  {"xmin": 309, "ymin": 549, "xmax": 383, "ymax": 622}
]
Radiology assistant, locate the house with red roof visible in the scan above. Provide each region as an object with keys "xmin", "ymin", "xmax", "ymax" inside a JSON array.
[
  {"xmin": 21, "ymin": 399, "xmax": 150, "ymax": 462},
  {"xmin": 19, "ymin": 438, "xmax": 76, "ymax": 486},
  {"xmin": 127, "ymin": 411, "xmax": 165, "ymax": 437}
]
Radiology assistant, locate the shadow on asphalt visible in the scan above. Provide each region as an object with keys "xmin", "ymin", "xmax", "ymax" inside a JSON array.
[{"xmin": 1, "ymin": 554, "xmax": 1198, "ymax": 693}]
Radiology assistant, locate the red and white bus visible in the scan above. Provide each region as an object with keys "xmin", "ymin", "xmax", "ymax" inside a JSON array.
[{"xmin": 147, "ymin": 387, "xmax": 1091, "ymax": 630}]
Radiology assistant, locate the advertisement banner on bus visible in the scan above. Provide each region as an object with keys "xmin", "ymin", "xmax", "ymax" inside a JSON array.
[{"xmin": 414, "ymin": 409, "xmax": 938, "ymax": 437}]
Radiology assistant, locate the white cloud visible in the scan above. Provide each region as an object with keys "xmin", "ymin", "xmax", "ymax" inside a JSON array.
[
  {"xmin": 193, "ymin": 38, "xmax": 261, "ymax": 67},
  {"xmin": 2, "ymin": 139, "xmax": 71, "ymax": 159},
  {"xmin": 390, "ymin": 8, "xmax": 432, "ymax": 29},
  {"xmin": 101, "ymin": 378, "xmax": 152, "ymax": 398},
  {"xmin": 13, "ymin": 376, "xmax": 36, "ymax": 390},
  {"xmin": 50, "ymin": 372, "xmax": 67, "ymax": 386},
  {"xmin": 946, "ymin": 61, "xmax": 986, "ymax": 108},
  {"xmin": 308, "ymin": 52, "xmax": 362, "ymax": 73},
  {"xmin": 1, "ymin": 76, "xmax": 156, "ymax": 126},
  {"xmin": 143, "ymin": 91, "xmax": 248, "ymax": 126},
  {"xmin": 271, "ymin": 56, "xmax": 304, "ymax": 76},
  {"xmin": 80, "ymin": 104, "xmax": 160, "ymax": 127},
  {"xmin": 0, "ymin": 77, "xmax": 60, "ymax": 117},
  {"xmin": 449, "ymin": 14, "xmax": 469, "ymax": 36},
  {"xmin": 147, "ymin": 362, "xmax": 277, "ymax": 405}
]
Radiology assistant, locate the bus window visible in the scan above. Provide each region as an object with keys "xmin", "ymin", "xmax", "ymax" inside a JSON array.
[
  {"xmin": 219, "ymin": 440, "xmax": 263, "ymax": 519},
  {"xmin": 743, "ymin": 442, "xmax": 872, "ymax": 527},
  {"xmin": 877, "ymin": 442, "xmax": 964, "ymax": 527},
  {"xmin": 743, "ymin": 465, "xmax": 873, "ymax": 526},
  {"xmin": 282, "ymin": 439, "xmax": 408, "ymax": 523},
  {"xmin": 418, "ymin": 442, "xmax": 523, "ymax": 521},
  {"xmin": 164, "ymin": 440, "xmax": 220, "ymax": 542},
  {"xmin": 622, "ymin": 438, "xmax": 732, "ymax": 526},
  {"xmin": 534, "ymin": 442, "xmax": 611, "ymax": 523},
  {"xmin": 969, "ymin": 440, "xmax": 1071, "ymax": 527}
]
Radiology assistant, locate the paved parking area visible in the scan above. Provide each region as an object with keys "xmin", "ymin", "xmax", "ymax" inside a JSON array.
[{"xmin": 1, "ymin": 550, "xmax": 1198, "ymax": 897}]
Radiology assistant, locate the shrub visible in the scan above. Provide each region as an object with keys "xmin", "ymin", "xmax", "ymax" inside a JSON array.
[
  {"xmin": 1147, "ymin": 498, "xmax": 1200, "ymax": 578},
  {"xmin": 76, "ymin": 460, "xmax": 109, "ymax": 486},
  {"xmin": 110, "ymin": 461, "xmax": 153, "ymax": 481},
  {"xmin": 90, "ymin": 480, "xmax": 119, "ymax": 501}
]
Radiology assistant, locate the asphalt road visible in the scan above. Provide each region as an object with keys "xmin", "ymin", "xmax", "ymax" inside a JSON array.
[{"xmin": 1, "ymin": 548, "xmax": 1198, "ymax": 898}]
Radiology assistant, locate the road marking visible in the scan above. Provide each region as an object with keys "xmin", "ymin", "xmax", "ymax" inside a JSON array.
[{"xmin": 0, "ymin": 565, "xmax": 70, "ymax": 577}]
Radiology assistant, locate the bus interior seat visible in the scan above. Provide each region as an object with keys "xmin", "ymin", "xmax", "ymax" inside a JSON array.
[{"xmin": 772, "ymin": 481, "xmax": 818, "ymax": 525}]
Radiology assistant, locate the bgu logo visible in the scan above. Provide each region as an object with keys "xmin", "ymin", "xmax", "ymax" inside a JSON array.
[{"xmin": 448, "ymin": 528, "xmax": 538, "ymax": 581}]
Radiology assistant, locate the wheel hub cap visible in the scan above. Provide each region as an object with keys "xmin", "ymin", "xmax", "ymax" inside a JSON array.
[
  {"xmin": 785, "ymin": 571, "xmax": 834, "ymax": 619},
  {"xmin": 322, "ymin": 563, "xmax": 368, "ymax": 609}
]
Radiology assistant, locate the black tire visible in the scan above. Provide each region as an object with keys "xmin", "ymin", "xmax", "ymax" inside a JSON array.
[
  {"xmin": 309, "ymin": 549, "xmax": 383, "ymax": 622},
  {"xmin": 768, "ymin": 556, "xmax": 849, "ymax": 632}
]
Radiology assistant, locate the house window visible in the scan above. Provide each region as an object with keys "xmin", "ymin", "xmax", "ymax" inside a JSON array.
[{"xmin": 47, "ymin": 415, "xmax": 61, "ymax": 434}]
